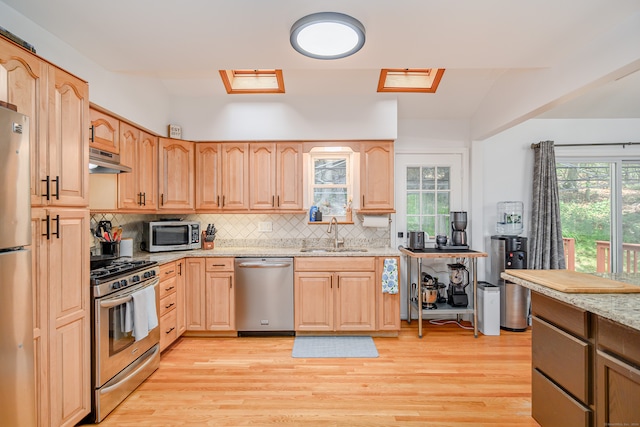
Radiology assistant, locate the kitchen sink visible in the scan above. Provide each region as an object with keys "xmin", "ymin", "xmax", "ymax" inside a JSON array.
[{"xmin": 299, "ymin": 247, "xmax": 368, "ymax": 253}]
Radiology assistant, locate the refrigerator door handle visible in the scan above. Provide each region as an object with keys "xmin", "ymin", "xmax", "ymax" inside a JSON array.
[
  {"xmin": 42, "ymin": 215, "xmax": 50, "ymax": 240},
  {"xmin": 51, "ymin": 215, "xmax": 60, "ymax": 239}
]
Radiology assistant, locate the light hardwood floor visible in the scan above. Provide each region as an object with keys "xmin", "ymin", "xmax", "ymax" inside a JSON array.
[{"xmin": 90, "ymin": 321, "xmax": 540, "ymax": 426}]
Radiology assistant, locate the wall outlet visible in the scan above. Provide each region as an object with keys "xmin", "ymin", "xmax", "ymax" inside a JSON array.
[{"xmin": 258, "ymin": 221, "xmax": 273, "ymax": 232}]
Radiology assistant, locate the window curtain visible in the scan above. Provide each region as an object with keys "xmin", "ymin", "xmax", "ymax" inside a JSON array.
[{"xmin": 530, "ymin": 141, "xmax": 566, "ymax": 269}]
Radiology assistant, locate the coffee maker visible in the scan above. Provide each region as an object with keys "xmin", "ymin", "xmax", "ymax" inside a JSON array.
[
  {"xmin": 447, "ymin": 263, "xmax": 469, "ymax": 307},
  {"xmin": 449, "ymin": 211, "xmax": 469, "ymax": 249}
]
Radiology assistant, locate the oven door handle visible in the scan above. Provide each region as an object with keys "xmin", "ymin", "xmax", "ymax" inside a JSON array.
[{"xmin": 99, "ymin": 279, "xmax": 159, "ymax": 309}]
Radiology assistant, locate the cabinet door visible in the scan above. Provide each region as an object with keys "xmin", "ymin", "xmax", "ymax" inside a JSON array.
[
  {"xmin": 159, "ymin": 138, "xmax": 195, "ymax": 210},
  {"xmin": 596, "ymin": 350, "xmax": 640, "ymax": 427},
  {"xmin": 195, "ymin": 143, "xmax": 222, "ymax": 210},
  {"xmin": 277, "ymin": 142, "xmax": 303, "ymax": 210},
  {"xmin": 250, "ymin": 142, "xmax": 277, "ymax": 210},
  {"xmin": 31, "ymin": 209, "xmax": 49, "ymax": 427},
  {"xmin": 176, "ymin": 259, "xmax": 187, "ymax": 335},
  {"xmin": 221, "ymin": 142, "xmax": 249, "ymax": 210},
  {"xmin": 47, "ymin": 208, "xmax": 90, "ymax": 426},
  {"xmin": 377, "ymin": 257, "xmax": 401, "ymax": 331},
  {"xmin": 360, "ymin": 141, "xmax": 394, "ymax": 212},
  {"xmin": 137, "ymin": 130, "xmax": 158, "ymax": 210},
  {"xmin": 49, "ymin": 67, "xmax": 89, "ymax": 207},
  {"xmin": 205, "ymin": 272, "xmax": 235, "ymax": 331},
  {"xmin": 294, "ymin": 272, "xmax": 334, "ymax": 331},
  {"xmin": 89, "ymin": 108, "xmax": 119, "ymax": 154},
  {"xmin": 185, "ymin": 258, "xmax": 206, "ymax": 331},
  {"xmin": 117, "ymin": 122, "xmax": 139, "ymax": 209},
  {"xmin": 0, "ymin": 40, "xmax": 48, "ymax": 207},
  {"xmin": 336, "ymin": 272, "xmax": 376, "ymax": 331}
]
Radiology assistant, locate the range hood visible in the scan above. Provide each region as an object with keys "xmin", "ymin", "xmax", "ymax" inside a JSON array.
[{"xmin": 89, "ymin": 147, "xmax": 132, "ymax": 174}]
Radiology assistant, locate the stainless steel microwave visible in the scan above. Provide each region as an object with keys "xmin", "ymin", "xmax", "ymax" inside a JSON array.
[{"xmin": 141, "ymin": 220, "xmax": 200, "ymax": 252}]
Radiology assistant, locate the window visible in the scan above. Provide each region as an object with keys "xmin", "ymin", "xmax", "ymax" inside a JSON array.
[
  {"xmin": 557, "ymin": 158, "xmax": 640, "ymax": 273},
  {"xmin": 309, "ymin": 149, "xmax": 353, "ymax": 217},
  {"xmin": 406, "ymin": 166, "xmax": 451, "ymax": 236}
]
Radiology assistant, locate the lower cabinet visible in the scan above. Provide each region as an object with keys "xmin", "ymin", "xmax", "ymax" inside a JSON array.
[
  {"xmin": 159, "ymin": 261, "xmax": 178, "ymax": 351},
  {"xmin": 377, "ymin": 256, "xmax": 401, "ymax": 331},
  {"xmin": 185, "ymin": 257, "xmax": 235, "ymax": 333},
  {"xmin": 294, "ymin": 257, "xmax": 377, "ymax": 332}
]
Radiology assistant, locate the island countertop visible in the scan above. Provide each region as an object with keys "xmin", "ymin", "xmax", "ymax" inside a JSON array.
[{"xmin": 502, "ymin": 270, "xmax": 640, "ymax": 331}]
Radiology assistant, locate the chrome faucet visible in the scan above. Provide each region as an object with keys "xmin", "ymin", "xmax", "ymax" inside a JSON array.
[{"xmin": 327, "ymin": 217, "xmax": 344, "ymax": 249}]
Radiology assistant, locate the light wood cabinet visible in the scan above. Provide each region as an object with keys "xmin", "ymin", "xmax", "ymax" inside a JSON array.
[
  {"xmin": 377, "ymin": 257, "xmax": 401, "ymax": 331},
  {"xmin": 158, "ymin": 137, "xmax": 195, "ymax": 211},
  {"xmin": 89, "ymin": 107, "xmax": 119, "ymax": 154},
  {"xmin": 294, "ymin": 257, "xmax": 376, "ymax": 332},
  {"xmin": 118, "ymin": 122, "xmax": 158, "ymax": 211},
  {"xmin": 159, "ymin": 261, "xmax": 178, "ymax": 351},
  {"xmin": 32, "ymin": 208, "xmax": 91, "ymax": 427},
  {"xmin": 176, "ymin": 259, "xmax": 187, "ymax": 336},
  {"xmin": 195, "ymin": 142, "xmax": 249, "ymax": 211},
  {"xmin": 195, "ymin": 143, "xmax": 222, "ymax": 210},
  {"xmin": 360, "ymin": 141, "xmax": 395, "ymax": 213},
  {"xmin": 250, "ymin": 142, "xmax": 303, "ymax": 211},
  {"xmin": 185, "ymin": 258, "xmax": 235, "ymax": 333}
]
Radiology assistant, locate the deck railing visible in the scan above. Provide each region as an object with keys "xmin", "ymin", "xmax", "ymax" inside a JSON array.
[
  {"xmin": 563, "ymin": 238, "xmax": 575, "ymax": 271},
  {"xmin": 595, "ymin": 241, "xmax": 640, "ymax": 273}
]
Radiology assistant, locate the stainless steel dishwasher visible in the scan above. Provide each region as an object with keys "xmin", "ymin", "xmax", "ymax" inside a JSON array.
[{"xmin": 234, "ymin": 257, "xmax": 294, "ymax": 335}]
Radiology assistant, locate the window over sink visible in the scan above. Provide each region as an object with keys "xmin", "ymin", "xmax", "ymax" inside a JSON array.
[{"xmin": 308, "ymin": 147, "xmax": 355, "ymax": 218}]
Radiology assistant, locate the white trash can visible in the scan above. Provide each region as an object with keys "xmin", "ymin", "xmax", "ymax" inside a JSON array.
[{"xmin": 478, "ymin": 282, "xmax": 500, "ymax": 336}]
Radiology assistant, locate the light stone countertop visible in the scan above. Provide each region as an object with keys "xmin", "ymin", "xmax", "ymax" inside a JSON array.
[
  {"xmin": 502, "ymin": 271, "xmax": 640, "ymax": 331},
  {"xmin": 129, "ymin": 246, "xmax": 402, "ymax": 265}
]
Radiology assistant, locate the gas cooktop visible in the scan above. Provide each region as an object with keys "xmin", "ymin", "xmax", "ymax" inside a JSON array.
[{"xmin": 90, "ymin": 260, "xmax": 157, "ymax": 285}]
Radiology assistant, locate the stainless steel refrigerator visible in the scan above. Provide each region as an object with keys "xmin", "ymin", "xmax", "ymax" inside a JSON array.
[{"xmin": 0, "ymin": 105, "xmax": 36, "ymax": 427}]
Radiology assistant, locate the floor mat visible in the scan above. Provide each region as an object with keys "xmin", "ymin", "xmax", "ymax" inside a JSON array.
[{"xmin": 291, "ymin": 336, "xmax": 378, "ymax": 358}]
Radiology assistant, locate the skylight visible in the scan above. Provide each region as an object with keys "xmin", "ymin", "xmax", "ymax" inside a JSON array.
[
  {"xmin": 219, "ymin": 69, "xmax": 285, "ymax": 94},
  {"xmin": 377, "ymin": 68, "xmax": 445, "ymax": 93}
]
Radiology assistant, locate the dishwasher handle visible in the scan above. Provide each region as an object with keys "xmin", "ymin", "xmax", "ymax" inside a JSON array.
[{"xmin": 237, "ymin": 261, "xmax": 292, "ymax": 269}]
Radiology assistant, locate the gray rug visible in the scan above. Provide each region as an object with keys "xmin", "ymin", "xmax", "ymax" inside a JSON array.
[{"xmin": 292, "ymin": 336, "xmax": 378, "ymax": 358}]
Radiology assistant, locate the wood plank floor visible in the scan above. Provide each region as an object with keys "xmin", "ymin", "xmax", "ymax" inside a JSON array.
[{"xmin": 90, "ymin": 321, "xmax": 540, "ymax": 426}]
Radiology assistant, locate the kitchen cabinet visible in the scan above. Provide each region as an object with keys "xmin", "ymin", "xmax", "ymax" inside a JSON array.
[
  {"xmin": 195, "ymin": 142, "xmax": 249, "ymax": 211},
  {"xmin": 359, "ymin": 141, "xmax": 395, "ymax": 213},
  {"xmin": 377, "ymin": 256, "xmax": 401, "ymax": 331},
  {"xmin": 185, "ymin": 257, "xmax": 235, "ymax": 333},
  {"xmin": 159, "ymin": 261, "xmax": 179, "ymax": 351},
  {"xmin": 294, "ymin": 257, "xmax": 377, "ymax": 332},
  {"xmin": 118, "ymin": 122, "xmax": 158, "ymax": 211},
  {"xmin": 250, "ymin": 142, "xmax": 303, "ymax": 211},
  {"xmin": 158, "ymin": 137, "xmax": 195, "ymax": 211},
  {"xmin": 32, "ymin": 207, "xmax": 91, "ymax": 427},
  {"xmin": 89, "ymin": 107, "xmax": 119, "ymax": 154},
  {"xmin": 176, "ymin": 259, "xmax": 187, "ymax": 336}
]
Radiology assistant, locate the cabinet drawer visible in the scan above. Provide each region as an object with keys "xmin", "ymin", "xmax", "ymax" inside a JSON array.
[
  {"xmin": 532, "ymin": 292, "xmax": 589, "ymax": 339},
  {"xmin": 159, "ymin": 275, "xmax": 177, "ymax": 299},
  {"xmin": 205, "ymin": 258, "xmax": 234, "ymax": 272},
  {"xmin": 295, "ymin": 257, "xmax": 375, "ymax": 272},
  {"xmin": 160, "ymin": 309, "xmax": 178, "ymax": 351},
  {"xmin": 160, "ymin": 262, "xmax": 177, "ymax": 280},
  {"xmin": 597, "ymin": 317, "xmax": 640, "ymax": 368},
  {"xmin": 532, "ymin": 368, "xmax": 592, "ymax": 427},
  {"xmin": 532, "ymin": 316, "xmax": 591, "ymax": 404},
  {"xmin": 159, "ymin": 292, "xmax": 177, "ymax": 317}
]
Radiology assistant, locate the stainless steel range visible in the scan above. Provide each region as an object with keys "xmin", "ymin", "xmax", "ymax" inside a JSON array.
[{"xmin": 88, "ymin": 259, "xmax": 160, "ymax": 423}]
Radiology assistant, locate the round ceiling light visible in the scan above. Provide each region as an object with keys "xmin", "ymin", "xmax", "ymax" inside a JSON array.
[{"xmin": 290, "ymin": 12, "xmax": 366, "ymax": 60}]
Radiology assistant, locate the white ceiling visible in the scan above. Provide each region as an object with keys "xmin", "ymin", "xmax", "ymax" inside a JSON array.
[{"xmin": 3, "ymin": 0, "xmax": 640, "ymax": 125}]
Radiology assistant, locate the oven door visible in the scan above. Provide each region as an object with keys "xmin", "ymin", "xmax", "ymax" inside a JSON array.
[{"xmin": 95, "ymin": 278, "xmax": 160, "ymax": 387}]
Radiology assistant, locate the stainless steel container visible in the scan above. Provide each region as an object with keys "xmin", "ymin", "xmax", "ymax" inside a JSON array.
[{"xmin": 407, "ymin": 231, "xmax": 425, "ymax": 250}]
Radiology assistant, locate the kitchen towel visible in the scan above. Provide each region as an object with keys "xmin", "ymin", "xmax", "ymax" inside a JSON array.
[
  {"xmin": 362, "ymin": 215, "xmax": 389, "ymax": 228},
  {"xmin": 381, "ymin": 258, "xmax": 398, "ymax": 294},
  {"xmin": 131, "ymin": 285, "xmax": 158, "ymax": 340}
]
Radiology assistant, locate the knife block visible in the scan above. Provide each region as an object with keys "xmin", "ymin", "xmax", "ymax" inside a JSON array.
[{"xmin": 201, "ymin": 231, "xmax": 215, "ymax": 250}]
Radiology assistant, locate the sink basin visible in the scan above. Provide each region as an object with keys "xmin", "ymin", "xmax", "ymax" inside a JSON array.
[{"xmin": 299, "ymin": 248, "xmax": 368, "ymax": 253}]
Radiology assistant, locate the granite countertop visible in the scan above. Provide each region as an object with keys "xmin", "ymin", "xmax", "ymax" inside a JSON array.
[
  {"xmin": 129, "ymin": 246, "xmax": 402, "ymax": 265},
  {"xmin": 502, "ymin": 271, "xmax": 640, "ymax": 331}
]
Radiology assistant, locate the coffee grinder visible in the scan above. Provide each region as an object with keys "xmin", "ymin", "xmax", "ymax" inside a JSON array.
[
  {"xmin": 446, "ymin": 262, "xmax": 469, "ymax": 307},
  {"xmin": 450, "ymin": 211, "xmax": 469, "ymax": 249}
]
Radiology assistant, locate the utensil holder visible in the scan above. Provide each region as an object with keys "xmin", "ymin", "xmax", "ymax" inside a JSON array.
[
  {"xmin": 101, "ymin": 241, "xmax": 120, "ymax": 257},
  {"xmin": 201, "ymin": 231, "xmax": 214, "ymax": 250}
]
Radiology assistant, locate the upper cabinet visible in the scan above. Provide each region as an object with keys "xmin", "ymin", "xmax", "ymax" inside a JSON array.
[
  {"xmin": 250, "ymin": 142, "xmax": 303, "ymax": 211},
  {"xmin": 359, "ymin": 141, "xmax": 395, "ymax": 213},
  {"xmin": 89, "ymin": 108, "xmax": 119, "ymax": 154},
  {"xmin": 118, "ymin": 122, "xmax": 158, "ymax": 211},
  {"xmin": 158, "ymin": 137, "xmax": 195, "ymax": 211},
  {"xmin": 195, "ymin": 142, "xmax": 249, "ymax": 211},
  {"xmin": 0, "ymin": 41, "xmax": 89, "ymax": 208}
]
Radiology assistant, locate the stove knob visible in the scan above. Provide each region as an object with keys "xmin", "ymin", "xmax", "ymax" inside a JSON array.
[
  {"xmin": 131, "ymin": 275, "xmax": 140, "ymax": 283},
  {"xmin": 120, "ymin": 279, "xmax": 128, "ymax": 287},
  {"xmin": 143, "ymin": 271, "xmax": 151, "ymax": 278},
  {"xmin": 149, "ymin": 270, "xmax": 156, "ymax": 276},
  {"xmin": 112, "ymin": 281, "xmax": 120, "ymax": 289}
]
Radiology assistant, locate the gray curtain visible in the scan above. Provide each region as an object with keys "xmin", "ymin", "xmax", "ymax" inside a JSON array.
[{"xmin": 530, "ymin": 141, "xmax": 566, "ymax": 269}]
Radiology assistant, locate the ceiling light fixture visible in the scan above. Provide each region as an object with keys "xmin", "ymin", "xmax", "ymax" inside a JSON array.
[{"xmin": 290, "ymin": 12, "xmax": 365, "ymax": 60}]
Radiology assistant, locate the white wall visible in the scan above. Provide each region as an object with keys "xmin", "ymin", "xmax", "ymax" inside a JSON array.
[{"xmin": 479, "ymin": 117, "xmax": 640, "ymax": 279}]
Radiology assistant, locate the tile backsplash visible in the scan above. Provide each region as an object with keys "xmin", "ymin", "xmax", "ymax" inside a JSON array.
[{"xmin": 90, "ymin": 212, "xmax": 391, "ymax": 252}]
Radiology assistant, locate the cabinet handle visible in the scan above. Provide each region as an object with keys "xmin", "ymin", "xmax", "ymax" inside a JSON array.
[
  {"xmin": 165, "ymin": 286, "xmax": 175, "ymax": 292},
  {"xmin": 161, "ymin": 194, "xmax": 164, "ymax": 206},
  {"xmin": 222, "ymin": 196, "xmax": 225, "ymax": 207},
  {"xmin": 272, "ymin": 195, "xmax": 275, "ymax": 207},
  {"xmin": 42, "ymin": 215, "xmax": 50, "ymax": 240},
  {"xmin": 362, "ymin": 195, "xmax": 365, "ymax": 207},
  {"xmin": 277, "ymin": 195, "xmax": 280, "ymax": 207},
  {"xmin": 210, "ymin": 264, "xmax": 226, "ymax": 267},
  {"xmin": 52, "ymin": 176, "xmax": 60, "ymax": 200},
  {"xmin": 164, "ymin": 302, "xmax": 175, "ymax": 309},
  {"xmin": 178, "ymin": 262, "xmax": 182, "ymax": 276},
  {"xmin": 216, "ymin": 196, "xmax": 220, "ymax": 207},
  {"xmin": 51, "ymin": 215, "xmax": 60, "ymax": 239},
  {"xmin": 41, "ymin": 176, "xmax": 50, "ymax": 201},
  {"xmin": 165, "ymin": 270, "xmax": 175, "ymax": 275},
  {"xmin": 89, "ymin": 125, "xmax": 95, "ymax": 142},
  {"xmin": 165, "ymin": 327, "xmax": 175, "ymax": 334}
]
